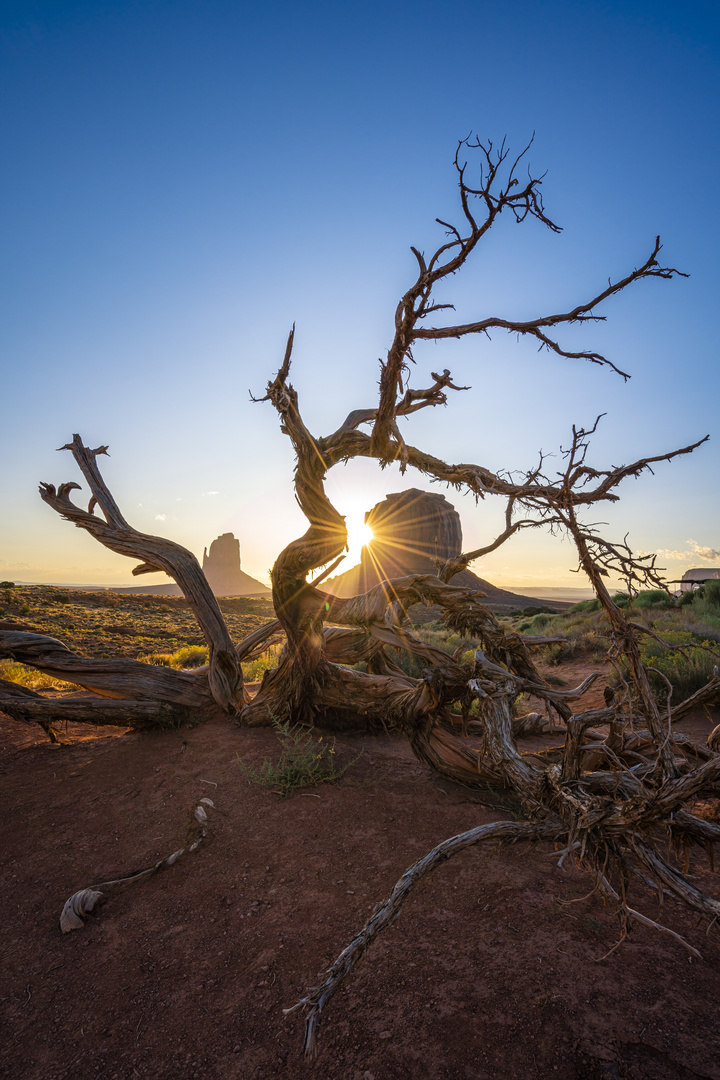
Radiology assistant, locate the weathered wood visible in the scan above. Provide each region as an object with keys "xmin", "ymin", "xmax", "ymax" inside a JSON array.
[
  {"xmin": 39, "ymin": 435, "xmax": 242, "ymax": 712},
  {"xmin": 287, "ymin": 818, "xmax": 564, "ymax": 1057},
  {"xmin": 0, "ymin": 695, "xmax": 189, "ymax": 728},
  {"xmin": 0, "ymin": 630, "xmax": 213, "ymax": 709}
]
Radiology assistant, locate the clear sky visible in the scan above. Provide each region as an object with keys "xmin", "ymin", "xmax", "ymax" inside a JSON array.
[{"xmin": 1, "ymin": 0, "xmax": 718, "ymax": 592}]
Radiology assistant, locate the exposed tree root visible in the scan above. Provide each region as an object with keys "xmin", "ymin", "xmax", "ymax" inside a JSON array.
[
  {"xmin": 285, "ymin": 819, "xmax": 564, "ymax": 1057},
  {"xmin": 59, "ymin": 798, "xmax": 215, "ymax": 932}
]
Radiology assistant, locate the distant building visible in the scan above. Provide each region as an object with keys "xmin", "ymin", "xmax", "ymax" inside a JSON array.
[{"xmin": 679, "ymin": 567, "xmax": 720, "ymax": 592}]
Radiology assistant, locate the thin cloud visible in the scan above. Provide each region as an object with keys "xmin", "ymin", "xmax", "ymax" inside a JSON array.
[
  {"xmin": 654, "ymin": 539, "xmax": 720, "ymax": 562},
  {"xmin": 689, "ymin": 540, "xmax": 720, "ymax": 561},
  {"xmin": 155, "ymin": 514, "xmax": 167, "ymax": 521}
]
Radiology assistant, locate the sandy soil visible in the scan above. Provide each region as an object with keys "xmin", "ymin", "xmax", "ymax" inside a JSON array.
[{"xmin": 2, "ymin": 665, "xmax": 720, "ymax": 1080}]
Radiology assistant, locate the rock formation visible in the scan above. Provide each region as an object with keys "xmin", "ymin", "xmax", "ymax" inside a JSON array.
[
  {"xmin": 361, "ymin": 489, "xmax": 462, "ymax": 586},
  {"xmin": 201, "ymin": 533, "xmax": 270, "ymax": 596},
  {"xmin": 116, "ymin": 532, "xmax": 270, "ymax": 597},
  {"xmin": 327, "ymin": 488, "xmax": 560, "ymax": 611}
]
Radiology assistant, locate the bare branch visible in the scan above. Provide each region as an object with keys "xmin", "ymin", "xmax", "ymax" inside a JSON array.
[
  {"xmin": 40, "ymin": 436, "xmax": 242, "ymax": 712},
  {"xmin": 286, "ymin": 819, "xmax": 563, "ymax": 1057}
]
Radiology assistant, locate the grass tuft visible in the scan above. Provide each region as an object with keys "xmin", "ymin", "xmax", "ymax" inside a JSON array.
[{"xmin": 237, "ymin": 718, "xmax": 361, "ymax": 796}]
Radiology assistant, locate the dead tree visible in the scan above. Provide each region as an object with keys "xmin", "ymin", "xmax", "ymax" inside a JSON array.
[{"xmin": 2, "ymin": 136, "xmax": 719, "ymax": 1055}]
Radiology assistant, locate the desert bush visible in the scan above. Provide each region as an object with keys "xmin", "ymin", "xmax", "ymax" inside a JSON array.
[
  {"xmin": 544, "ymin": 641, "xmax": 577, "ymax": 665},
  {"xmin": 675, "ymin": 594, "xmax": 720, "ymax": 638},
  {"xmin": 237, "ymin": 718, "xmax": 360, "ymax": 795},
  {"xmin": 173, "ymin": 645, "xmax": 209, "ymax": 668},
  {"xmin": 631, "ymin": 589, "xmax": 675, "ymax": 611},
  {"xmin": 704, "ymin": 580, "xmax": 720, "ymax": 608},
  {"xmin": 517, "ymin": 613, "xmax": 552, "ymax": 632},
  {"xmin": 141, "ymin": 645, "xmax": 209, "ymax": 668},
  {"xmin": 141, "ymin": 652, "xmax": 174, "ymax": 667},
  {"xmin": 242, "ymin": 643, "xmax": 284, "ymax": 682},
  {"xmin": 570, "ymin": 599, "xmax": 601, "ymax": 613},
  {"xmin": 390, "ymin": 649, "xmax": 424, "ymax": 679},
  {"xmin": 693, "ymin": 579, "xmax": 720, "ymax": 628},
  {"xmin": 614, "ymin": 628, "xmax": 719, "ymax": 703}
]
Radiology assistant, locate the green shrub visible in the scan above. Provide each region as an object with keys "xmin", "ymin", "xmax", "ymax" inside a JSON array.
[
  {"xmin": 237, "ymin": 718, "xmax": 360, "ymax": 796},
  {"xmin": 632, "ymin": 589, "xmax": 675, "ymax": 610},
  {"xmin": 683, "ymin": 583, "xmax": 720, "ymax": 635},
  {"xmin": 702, "ymin": 579, "xmax": 720, "ymax": 609},
  {"xmin": 678, "ymin": 590, "xmax": 696, "ymax": 607},
  {"xmin": 570, "ymin": 599, "xmax": 601, "ymax": 613},
  {"xmin": 615, "ymin": 628, "xmax": 719, "ymax": 703}
]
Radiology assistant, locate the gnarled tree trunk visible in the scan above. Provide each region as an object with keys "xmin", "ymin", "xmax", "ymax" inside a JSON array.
[{"xmin": 2, "ymin": 135, "xmax": 719, "ymax": 1060}]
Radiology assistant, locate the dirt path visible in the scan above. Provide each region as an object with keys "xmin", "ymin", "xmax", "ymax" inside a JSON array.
[{"xmin": 2, "ymin": 679, "xmax": 720, "ymax": 1079}]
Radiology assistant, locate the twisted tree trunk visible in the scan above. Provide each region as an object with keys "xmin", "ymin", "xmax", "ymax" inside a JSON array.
[{"xmin": 2, "ymin": 134, "xmax": 719, "ymax": 1060}]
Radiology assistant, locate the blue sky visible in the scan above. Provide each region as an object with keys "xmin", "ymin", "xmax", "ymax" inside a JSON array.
[{"xmin": 1, "ymin": 0, "xmax": 718, "ymax": 589}]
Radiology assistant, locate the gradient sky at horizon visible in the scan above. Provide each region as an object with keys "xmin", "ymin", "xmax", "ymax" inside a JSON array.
[{"xmin": 1, "ymin": 0, "xmax": 718, "ymax": 591}]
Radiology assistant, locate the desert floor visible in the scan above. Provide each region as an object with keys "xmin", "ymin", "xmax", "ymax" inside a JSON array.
[{"xmin": 2, "ymin": 660, "xmax": 720, "ymax": 1080}]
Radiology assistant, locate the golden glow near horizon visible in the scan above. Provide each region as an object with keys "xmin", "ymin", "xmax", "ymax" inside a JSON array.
[{"xmin": 335, "ymin": 515, "xmax": 374, "ymax": 575}]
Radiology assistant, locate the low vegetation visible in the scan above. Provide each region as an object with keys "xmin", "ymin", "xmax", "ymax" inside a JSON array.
[
  {"xmin": 0, "ymin": 583, "xmax": 274, "ymax": 656},
  {"xmin": 4, "ymin": 583, "xmax": 718, "ymax": 710},
  {"xmin": 498, "ymin": 585, "xmax": 720, "ymax": 703},
  {"xmin": 236, "ymin": 717, "xmax": 360, "ymax": 795}
]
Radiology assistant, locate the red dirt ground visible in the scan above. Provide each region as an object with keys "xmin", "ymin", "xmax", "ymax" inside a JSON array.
[{"xmin": 2, "ymin": 666, "xmax": 720, "ymax": 1080}]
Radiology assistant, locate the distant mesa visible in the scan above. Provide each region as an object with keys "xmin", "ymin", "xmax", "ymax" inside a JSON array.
[
  {"xmin": 326, "ymin": 488, "xmax": 562, "ymax": 611},
  {"xmin": 202, "ymin": 533, "xmax": 270, "ymax": 597},
  {"xmin": 116, "ymin": 532, "xmax": 270, "ymax": 597}
]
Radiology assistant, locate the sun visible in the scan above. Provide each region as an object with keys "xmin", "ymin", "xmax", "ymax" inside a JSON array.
[
  {"xmin": 357, "ymin": 521, "xmax": 374, "ymax": 548},
  {"xmin": 345, "ymin": 517, "xmax": 374, "ymax": 564}
]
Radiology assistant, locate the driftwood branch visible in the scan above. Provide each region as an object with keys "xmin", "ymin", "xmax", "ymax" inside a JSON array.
[
  {"xmin": 0, "ymin": 630, "xmax": 214, "ymax": 708},
  {"xmin": 287, "ymin": 818, "xmax": 563, "ymax": 1057},
  {"xmin": 60, "ymin": 798, "xmax": 215, "ymax": 932},
  {"xmin": 40, "ymin": 436, "xmax": 242, "ymax": 712}
]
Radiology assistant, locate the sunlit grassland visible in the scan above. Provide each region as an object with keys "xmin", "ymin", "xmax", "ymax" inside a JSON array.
[
  {"xmin": 499, "ymin": 582, "xmax": 720, "ymax": 704},
  {"xmin": 2, "ymin": 582, "xmax": 719, "ymax": 706},
  {"xmin": 0, "ymin": 583, "xmax": 275, "ymax": 690}
]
